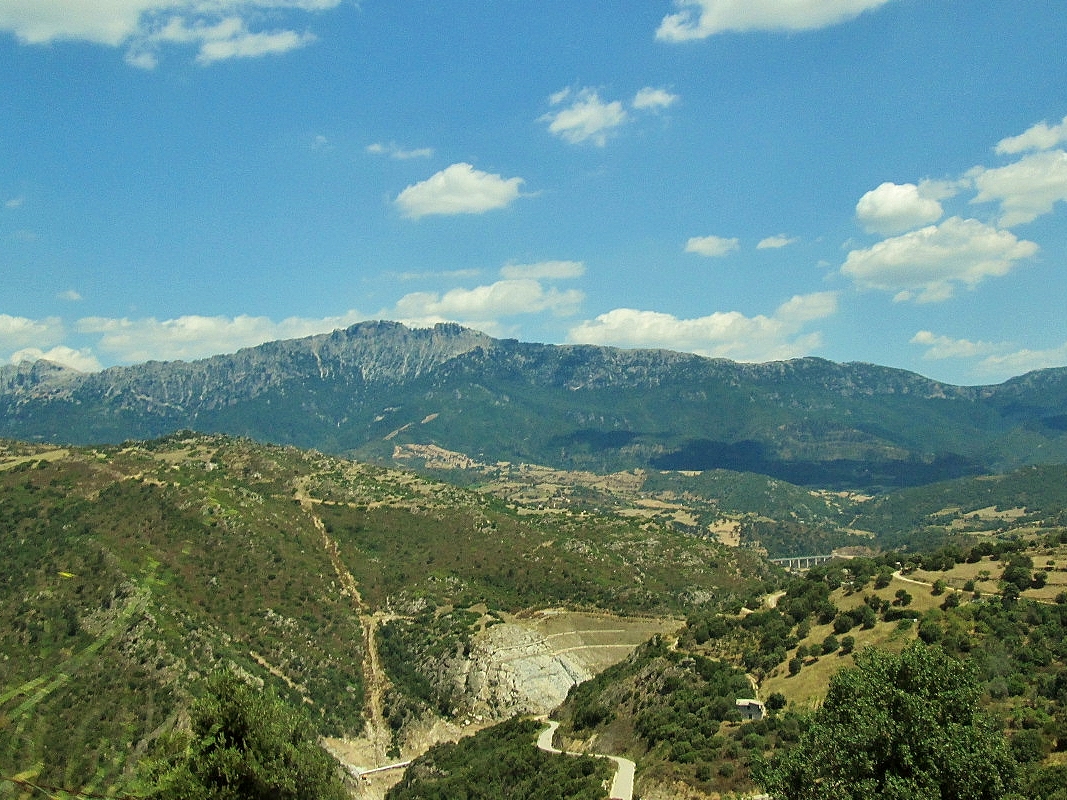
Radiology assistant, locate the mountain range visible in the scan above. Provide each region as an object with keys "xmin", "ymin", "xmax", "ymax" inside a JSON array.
[{"xmin": 3, "ymin": 320, "xmax": 1067, "ymax": 490}]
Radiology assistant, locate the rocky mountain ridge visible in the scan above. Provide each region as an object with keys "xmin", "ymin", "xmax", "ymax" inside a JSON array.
[
  {"xmin": 3, "ymin": 321, "xmax": 1067, "ymax": 489},
  {"xmin": 0, "ymin": 321, "xmax": 494, "ymax": 408}
]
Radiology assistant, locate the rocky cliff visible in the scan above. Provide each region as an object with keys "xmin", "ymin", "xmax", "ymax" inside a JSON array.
[{"xmin": 445, "ymin": 623, "xmax": 593, "ymax": 718}]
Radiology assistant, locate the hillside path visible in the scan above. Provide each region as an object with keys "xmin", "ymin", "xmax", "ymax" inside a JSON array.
[
  {"xmin": 294, "ymin": 480, "xmax": 393, "ymax": 765},
  {"xmin": 537, "ymin": 720, "xmax": 635, "ymax": 800},
  {"xmin": 892, "ymin": 570, "xmax": 931, "ymax": 588}
]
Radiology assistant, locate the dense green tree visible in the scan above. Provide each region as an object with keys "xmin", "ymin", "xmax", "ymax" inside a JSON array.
[
  {"xmin": 1024, "ymin": 764, "xmax": 1067, "ymax": 800},
  {"xmin": 766, "ymin": 692, "xmax": 788, "ymax": 711},
  {"xmin": 941, "ymin": 592, "xmax": 961, "ymax": 610},
  {"xmin": 757, "ymin": 643, "xmax": 1018, "ymax": 799},
  {"xmin": 1001, "ymin": 555, "xmax": 1033, "ymax": 591},
  {"xmin": 143, "ymin": 671, "xmax": 348, "ymax": 800},
  {"xmin": 387, "ymin": 717, "xmax": 610, "ymax": 800},
  {"xmin": 846, "ymin": 603, "xmax": 877, "ymax": 630}
]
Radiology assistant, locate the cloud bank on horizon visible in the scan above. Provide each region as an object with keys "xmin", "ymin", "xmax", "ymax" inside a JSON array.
[{"xmin": 2, "ymin": 1, "xmax": 1066, "ymax": 385}]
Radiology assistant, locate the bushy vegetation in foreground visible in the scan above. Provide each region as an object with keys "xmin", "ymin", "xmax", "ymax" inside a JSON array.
[
  {"xmin": 757, "ymin": 643, "xmax": 1018, "ymax": 799},
  {"xmin": 557, "ymin": 635, "xmax": 770, "ymax": 793},
  {"xmin": 386, "ymin": 717, "xmax": 612, "ymax": 800},
  {"xmin": 142, "ymin": 671, "xmax": 348, "ymax": 800}
]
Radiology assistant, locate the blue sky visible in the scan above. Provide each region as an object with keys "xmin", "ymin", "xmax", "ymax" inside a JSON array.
[{"xmin": 2, "ymin": 0, "xmax": 1066, "ymax": 386}]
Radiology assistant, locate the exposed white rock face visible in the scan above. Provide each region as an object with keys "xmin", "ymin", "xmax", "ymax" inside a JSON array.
[{"xmin": 446, "ymin": 623, "xmax": 592, "ymax": 719}]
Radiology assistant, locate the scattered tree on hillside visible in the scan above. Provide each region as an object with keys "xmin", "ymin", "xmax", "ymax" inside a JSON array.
[
  {"xmin": 757, "ymin": 643, "xmax": 1018, "ymax": 799},
  {"xmin": 142, "ymin": 671, "xmax": 348, "ymax": 800}
]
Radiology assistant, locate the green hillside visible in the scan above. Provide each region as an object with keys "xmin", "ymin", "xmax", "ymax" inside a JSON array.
[
  {"xmin": 5, "ymin": 431, "xmax": 1067, "ymax": 799},
  {"xmin": 0, "ymin": 433, "xmax": 767, "ymax": 794},
  {"xmin": 554, "ymin": 539, "xmax": 1067, "ymax": 798}
]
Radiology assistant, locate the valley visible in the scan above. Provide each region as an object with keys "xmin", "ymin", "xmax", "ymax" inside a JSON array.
[
  {"xmin": 0, "ymin": 434, "xmax": 764, "ymax": 797},
  {"xmin": 4, "ymin": 430, "xmax": 1067, "ymax": 798},
  {"xmin": 3, "ymin": 327, "xmax": 1067, "ymax": 798}
]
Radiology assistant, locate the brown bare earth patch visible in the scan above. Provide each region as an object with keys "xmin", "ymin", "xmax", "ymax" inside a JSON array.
[{"xmin": 708, "ymin": 518, "xmax": 741, "ymax": 547}]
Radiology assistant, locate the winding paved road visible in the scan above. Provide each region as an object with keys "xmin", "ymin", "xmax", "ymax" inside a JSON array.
[{"xmin": 537, "ymin": 720, "xmax": 635, "ymax": 800}]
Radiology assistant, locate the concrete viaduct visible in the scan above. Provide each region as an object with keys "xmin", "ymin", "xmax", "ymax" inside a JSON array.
[{"xmin": 769, "ymin": 554, "xmax": 837, "ymax": 572}]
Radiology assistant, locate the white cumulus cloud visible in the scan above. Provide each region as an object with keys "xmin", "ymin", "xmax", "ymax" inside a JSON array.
[
  {"xmin": 541, "ymin": 85, "xmax": 679, "ymax": 145},
  {"xmin": 541, "ymin": 88, "xmax": 628, "ymax": 146},
  {"xmin": 972, "ymin": 342, "xmax": 1067, "ymax": 380},
  {"xmin": 910, "ymin": 330, "xmax": 1067, "ymax": 382},
  {"xmin": 995, "ymin": 114, "xmax": 1067, "ymax": 155},
  {"xmin": 194, "ymin": 24, "xmax": 315, "ymax": 65},
  {"xmin": 757, "ymin": 234, "xmax": 798, "ymax": 249},
  {"xmin": 656, "ymin": 0, "xmax": 895, "ymax": 41},
  {"xmin": 0, "ymin": 1, "xmax": 338, "ymax": 67},
  {"xmin": 567, "ymin": 292, "xmax": 838, "ymax": 362},
  {"xmin": 10, "ymin": 345, "xmax": 102, "ymax": 372},
  {"xmin": 969, "ymin": 149, "xmax": 1067, "ymax": 228},
  {"xmin": 1, "ymin": 314, "xmax": 100, "ymax": 370},
  {"xmin": 388, "ymin": 279, "xmax": 584, "ymax": 325},
  {"xmin": 366, "ymin": 141, "xmax": 434, "ymax": 160},
  {"xmin": 841, "ymin": 217, "xmax": 1039, "ymax": 303},
  {"xmin": 632, "ymin": 86, "xmax": 678, "ymax": 110},
  {"xmin": 685, "ymin": 235, "xmax": 740, "ymax": 257},
  {"xmin": 394, "ymin": 163, "xmax": 525, "ymax": 219},
  {"xmin": 76, "ymin": 310, "xmax": 365, "ymax": 364},
  {"xmin": 1, "ymin": 313, "xmax": 64, "ymax": 353},
  {"xmin": 910, "ymin": 330, "xmax": 1002, "ymax": 360},
  {"xmin": 855, "ymin": 182, "xmax": 944, "ymax": 235}
]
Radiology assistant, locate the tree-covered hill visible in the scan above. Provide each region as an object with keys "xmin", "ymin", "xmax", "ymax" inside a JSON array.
[
  {"xmin": 0, "ymin": 436, "xmax": 367, "ymax": 793},
  {"xmin": 0, "ymin": 432, "xmax": 768, "ymax": 794}
]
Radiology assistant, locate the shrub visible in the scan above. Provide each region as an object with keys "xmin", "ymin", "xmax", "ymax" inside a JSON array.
[{"xmin": 143, "ymin": 671, "xmax": 347, "ymax": 800}]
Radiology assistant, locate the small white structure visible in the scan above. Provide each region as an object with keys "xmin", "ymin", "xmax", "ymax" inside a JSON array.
[{"xmin": 735, "ymin": 698, "xmax": 765, "ymax": 720}]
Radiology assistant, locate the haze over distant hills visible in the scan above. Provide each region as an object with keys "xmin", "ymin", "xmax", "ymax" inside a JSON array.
[{"xmin": 3, "ymin": 321, "xmax": 1067, "ymax": 490}]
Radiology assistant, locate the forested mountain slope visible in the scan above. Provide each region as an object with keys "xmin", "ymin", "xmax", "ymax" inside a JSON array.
[{"xmin": 3, "ymin": 322, "xmax": 1067, "ymax": 490}]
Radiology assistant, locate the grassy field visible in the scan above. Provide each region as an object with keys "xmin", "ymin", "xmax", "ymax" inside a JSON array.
[{"xmin": 762, "ymin": 542, "xmax": 1067, "ymax": 709}]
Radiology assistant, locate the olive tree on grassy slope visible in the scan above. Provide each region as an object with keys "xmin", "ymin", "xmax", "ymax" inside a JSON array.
[
  {"xmin": 756, "ymin": 643, "xmax": 1018, "ymax": 800},
  {"xmin": 143, "ymin": 671, "xmax": 348, "ymax": 800}
]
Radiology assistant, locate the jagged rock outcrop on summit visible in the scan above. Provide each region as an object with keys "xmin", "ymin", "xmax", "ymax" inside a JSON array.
[{"xmin": 0, "ymin": 321, "xmax": 494, "ymax": 410}]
